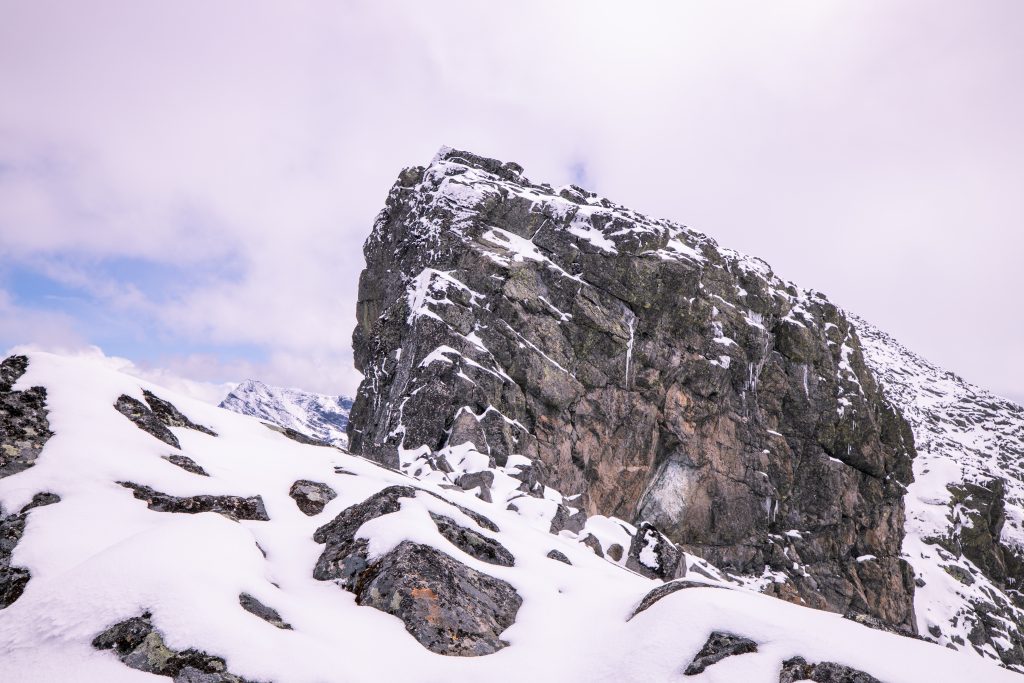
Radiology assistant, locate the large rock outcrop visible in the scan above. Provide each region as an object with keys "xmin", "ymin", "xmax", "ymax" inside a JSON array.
[{"xmin": 347, "ymin": 149, "xmax": 917, "ymax": 629}]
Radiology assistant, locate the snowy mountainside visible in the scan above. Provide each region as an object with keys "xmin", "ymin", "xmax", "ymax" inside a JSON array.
[
  {"xmin": 219, "ymin": 379, "xmax": 352, "ymax": 448},
  {"xmin": 0, "ymin": 351, "xmax": 1015, "ymax": 682},
  {"xmin": 856, "ymin": 316, "xmax": 1024, "ymax": 669}
]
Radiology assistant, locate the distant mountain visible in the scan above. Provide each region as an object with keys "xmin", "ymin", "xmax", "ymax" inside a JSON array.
[{"xmin": 219, "ymin": 379, "xmax": 352, "ymax": 447}]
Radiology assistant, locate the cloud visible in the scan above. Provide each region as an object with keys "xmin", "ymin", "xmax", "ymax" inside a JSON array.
[{"xmin": 0, "ymin": 0, "xmax": 1021, "ymax": 398}]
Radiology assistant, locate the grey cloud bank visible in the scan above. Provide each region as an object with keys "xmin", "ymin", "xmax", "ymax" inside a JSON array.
[{"xmin": 0, "ymin": 0, "xmax": 1020, "ymax": 401}]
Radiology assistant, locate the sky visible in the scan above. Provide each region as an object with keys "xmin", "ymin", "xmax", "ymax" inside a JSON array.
[{"xmin": 0, "ymin": 0, "xmax": 1021, "ymax": 403}]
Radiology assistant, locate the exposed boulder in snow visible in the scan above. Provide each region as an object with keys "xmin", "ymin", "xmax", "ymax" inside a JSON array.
[
  {"xmin": 288, "ymin": 480, "xmax": 337, "ymax": 516},
  {"xmin": 430, "ymin": 512, "xmax": 514, "ymax": 566},
  {"xmin": 353, "ymin": 541, "xmax": 522, "ymax": 656},
  {"xmin": 143, "ymin": 390, "xmax": 218, "ymax": 437},
  {"xmin": 312, "ymin": 487, "xmax": 521, "ymax": 655},
  {"xmin": 92, "ymin": 612, "xmax": 257, "ymax": 682},
  {"xmin": 455, "ymin": 469, "xmax": 494, "ymax": 502},
  {"xmin": 626, "ymin": 522, "xmax": 686, "ymax": 581},
  {"xmin": 629, "ymin": 580, "xmax": 728, "ymax": 619},
  {"xmin": 0, "ymin": 355, "xmax": 53, "ymax": 479},
  {"xmin": 347, "ymin": 148, "xmax": 918, "ymax": 630},
  {"xmin": 549, "ymin": 502, "xmax": 587, "ymax": 535},
  {"xmin": 116, "ymin": 395, "xmax": 181, "ymax": 448},
  {"xmin": 0, "ymin": 492, "xmax": 59, "ymax": 607},
  {"xmin": 778, "ymin": 655, "xmax": 882, "ymax": 682},
  {"xmin": 115, "ymin": 390, "xmax": 216, "ymax": 450},
  {"xmin": 238, "ymin": 593, "xmax": 292, "ymax": 630},
  {"xmin": 546, "ymin": 549, "xmax": 571, "ymax": 564},
  {"xmin": 219, "ymin": 379, "xmax": 352, "ymax": 448},
  {"xmin": 119, "ymin": 482, "xmax": 270, "ymax": 521},
  {"xmin": 682, "ymin": 630, "xmax": 758, "ymax": 675},
  {"xmin": 163, "ymin": 454, "xmax": 210, "ymax": 476}
]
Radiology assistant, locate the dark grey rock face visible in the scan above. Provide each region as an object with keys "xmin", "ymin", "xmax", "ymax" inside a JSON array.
[
  {"xmin": 430, "ymin": 512, "xmax": 514, "ymax": 566},
  {"xmin": 312, "ymin": 487, "xmax": 522, "ymax": 656},
  {"xmin": 163, "ymin": 455, "xmax": 209, "ymax": 476},
  {"xmin": 288, "ymin": 480, "xmax": 337, "ymax": 516},
  {"xmin": 347, "ymin": 149, "xmax": 917, "ymax": 630},
  {"xmin": 119, "ymin": 483, "xmax": 269, "ymax": 521},
  {"xmin": 115, "ymin": 391, "xmax": 216, "ymax": 450},
  {"xmin": 625, "ymin": 522, "xmax": 686, "ymax": 581},
  {"xmin": 238, "ymin": 593, "xmax": 292, "ymax": 630},
  {"xmin": 92, "ymin": 612, "xmax": 257, "ymax": 682},
  {"xmin": 0, "ymin": 492, "xmax": 60, "ymax": 608},
  {"xmin": 778, "ymin": 656, "xmax": 881, "ymax": 683},
  {"xmin": 684, "ymin": 631, "xmax": 758, "ymax": 675},
  {"xmin": 0, "ymin": 355, "xmax": 53, "ymax": 480}
]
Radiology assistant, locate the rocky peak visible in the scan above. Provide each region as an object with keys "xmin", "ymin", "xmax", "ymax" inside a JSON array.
[
  {"xmin": 347, "ymin": 148, "xmax": 918, "ymax": 630},
  {"xmin": 219, "ymin": 379, "xmax": 353, "ymax": 448}
]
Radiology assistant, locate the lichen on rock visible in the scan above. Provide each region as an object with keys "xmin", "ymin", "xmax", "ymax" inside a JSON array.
[{"xmin": 0, "ymin": 355, "xmax": 54, "ymax": 480}]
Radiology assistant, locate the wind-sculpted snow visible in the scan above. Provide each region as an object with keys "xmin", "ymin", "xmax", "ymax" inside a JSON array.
[
  {"xmin": 0, "ymin": 351, "xmax": 1014, "ymax": 681},
  {"xmin": 857, "ymin": 317, "xmax": 1024, "ymax": 670},
  {"xmin": 349, "ymin": 147, "xmax": 918, "ymax": 630}
]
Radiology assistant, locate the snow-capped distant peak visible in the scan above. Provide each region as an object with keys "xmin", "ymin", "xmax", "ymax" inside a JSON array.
[{"xmin": 218, "ymin": 379, "xmax": 353, "ymax": 448}]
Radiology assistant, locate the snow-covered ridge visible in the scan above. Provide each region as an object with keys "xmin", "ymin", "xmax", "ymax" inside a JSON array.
[
  {"xmin": 856, "ymin": 316, "xmax": 1024, "ymax": 669},
  {"xmin": 219, "ymin": 379, "xmax": 352, "ymax": 448},
  {"xmin": 0, "ymin": 351, "xmax": 1016, "ymax": 682}
]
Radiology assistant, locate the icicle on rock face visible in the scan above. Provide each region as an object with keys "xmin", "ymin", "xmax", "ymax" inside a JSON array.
[{"xmin": 347, "ymin": 149, "xmax": 918, "ymax": 630}]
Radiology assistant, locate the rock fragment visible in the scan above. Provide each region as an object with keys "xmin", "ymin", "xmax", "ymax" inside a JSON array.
[
  {"xmin": 778, "ymin": 656, "xmax": 882, "ymax": 683},
  {"xmin": 683, "ymin": 631, "xmax": 758, "ymax": 675},
  {"xmin": 0, "ymin": 492, "xmax": 59, "ymax": 608},
  {"xmin": 288, "ymin": 480, "xmax": 337, "ymax": 516},
  {"xmin": 626, "ymin": 522, "xmax": 686, "ymax": 580},
  {"xmin": 163, "ymin": 455, "xmax": 209, "ymax": 476},
  {"xmin": 115, "ymin": 391, "xmax": 216, "ymax": 450},
  {"xmin": 0, "ymin": 355, "xmax": 53, "ymax": 479},
  {"xmin": 313, "ymin": 487, "xmax": 522, "ymax": 655},
  {"xmin": 92, "ymin": 612, "xmax": 257, "ymax": 682},
  {"xmin": 119, "ymin": 482, "xmax": 269, "ymax": 521},
  {"xmin": 239, "ymin": 593, "xmax": 292, "ymax": 630},
  {"xmin": 430, "ymin": 513, "xmax": 514, "ymax": 566}
]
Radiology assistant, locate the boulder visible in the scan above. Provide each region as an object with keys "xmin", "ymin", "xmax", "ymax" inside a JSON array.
[
  {"xmin": 92, "ymin": 612, "xmax": 257, "ymax": 683},
  {"xmin": 119, "ymin": 483, "xmax": 269, "ymax": 521},
  {"xmin": 288, "ymin": 480, "xmax": 337, "ymax": 516},
  {"xmin": 683, "ymin": 631, "xmax": 758, "ymax": 675},
  {"xmin": 778, "ymin": 656, "xmax": 881, "ymax": 683},
  {"xmin": 346, "ymin": 150, "xmax": 918, "ymax": 629},
  {"xmin": 0, "ymin": 355, "xmax": 53, "ymax": 479},
  {"xmin": 626, "ymin": 522, "xmax": 686, "ymax": 580},
  {"xmin": 312, "ymin": 487, "xmax": 522, "ymax": 655}
]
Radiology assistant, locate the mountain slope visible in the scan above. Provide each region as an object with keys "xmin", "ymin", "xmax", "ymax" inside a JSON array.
[
  {"xmin": 0, "ymin": 351, "xmax": 1016, "ymax": 682},
  {"xmin": 856, "ymin": 317, "xmax": 1024, "ymax": 668},
  {"xmin": 219, "ymin": 379, "xmax": 352, "ymax": 447}
]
